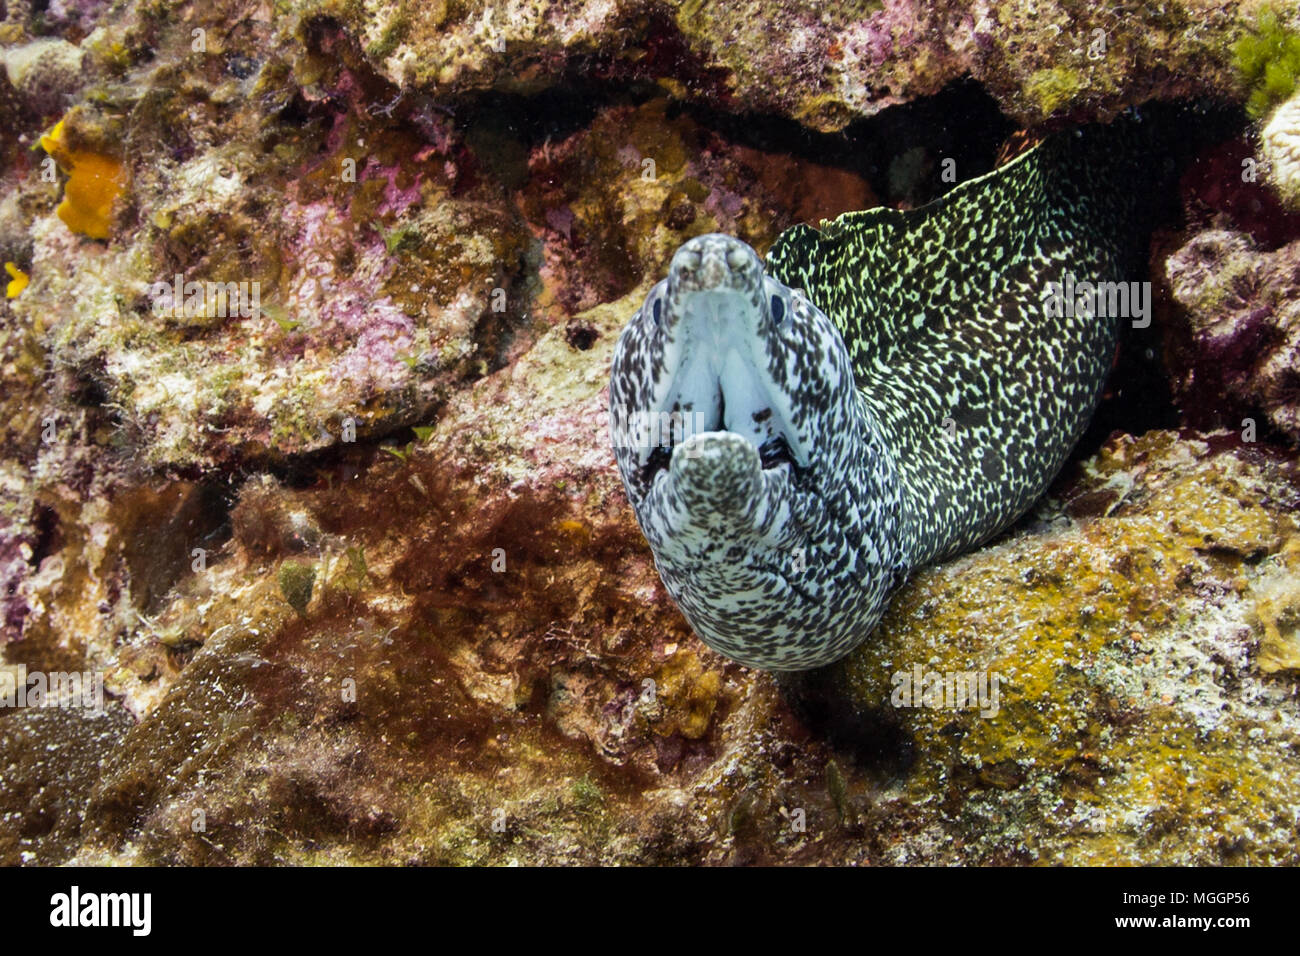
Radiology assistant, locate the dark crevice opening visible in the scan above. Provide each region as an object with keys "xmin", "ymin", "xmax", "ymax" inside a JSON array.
[
  {"xmin": 679, "ymin": 78, "xmax": 1017, "ymax": 207},
  {"xmin": 29, "ymin": 506, "xmax": 62, "ymax": 568}
]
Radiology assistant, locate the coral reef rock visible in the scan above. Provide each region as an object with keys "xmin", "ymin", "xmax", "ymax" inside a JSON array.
[
  {"xmin": 1, "ymin": 0, "xmax": 1299, "ymax": 866},
  {"xmin": 341, "ymin": 0, "xmax": 1267, "ymax": 131},
  {"xmin": 1262, "ymin": 91, "xmax": 1300, "ymax": 208},
  {"xmin": 818, "ymin": 430, "xmax": 1300, "ymax": 865},
  {"xmin": 1165, "ymin": 229, "xmax": 1300, "ymax": 442}
]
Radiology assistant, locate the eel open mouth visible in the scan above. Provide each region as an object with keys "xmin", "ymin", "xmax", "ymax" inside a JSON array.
[{"xmin": 638, "ymin": 280, "xmax": 805, "ymax": 487}]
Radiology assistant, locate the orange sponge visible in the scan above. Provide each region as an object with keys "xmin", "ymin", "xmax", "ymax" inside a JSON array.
[
  {"xmin": 4, "ymin": 262, "xmax": 28, "ymax": 297},
  {"xmin": 40, "ymin": 119, "xmax": 125, "ymax": 240}
]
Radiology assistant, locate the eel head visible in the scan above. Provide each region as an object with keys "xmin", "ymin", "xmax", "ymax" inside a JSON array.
[{"xmin": 609, "ymin": 234, "xmax": 906, "ymax": 670}]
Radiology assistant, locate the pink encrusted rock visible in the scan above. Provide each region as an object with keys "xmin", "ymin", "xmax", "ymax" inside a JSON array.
[
  {"xmin": 345, "ymin": 0, "xmax": 1258, "ymax": 131},
  {"xmin": 1165, "ymin": 229, "xmax": 1300, "ymax": 442},
  {"xmin": 0, "ymin": 22, "xmax": 530, "ymax": 471}
]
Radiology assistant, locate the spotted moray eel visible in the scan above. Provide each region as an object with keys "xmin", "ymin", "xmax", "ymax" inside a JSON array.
[{"xmin": 609, "ymin": 121, "xmax": 1155, "ymax": 671}]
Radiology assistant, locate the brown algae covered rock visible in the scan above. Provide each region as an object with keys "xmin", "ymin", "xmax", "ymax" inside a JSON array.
[{"xmin": 0, "ymin": 701, "xmax": 135, "ymax": 865}]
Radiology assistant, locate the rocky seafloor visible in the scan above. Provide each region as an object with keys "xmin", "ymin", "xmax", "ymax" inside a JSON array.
[{"xmin": 1, "ymin": 0, "xmax": 1299, "ymax": 865}]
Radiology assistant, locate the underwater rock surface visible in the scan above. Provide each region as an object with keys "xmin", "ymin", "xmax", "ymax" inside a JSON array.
[
  {"xmin": 339, "ymin": 0, "xmax": 1260, "ymax": 130},
  {"xmin": 1165, "ymin": 229, "xmax": 1300, "ymax": 443},
  {"xmin": 821, "ymin": 430, "xmax": 1300, "ymax": 865},
  {"xmin": 0, "ymin": 0, "xmax": 1298, "ymax": 864},
  {"xmin": 8, "ymin": 423, "xmax": 1300, "ymax": 865}
]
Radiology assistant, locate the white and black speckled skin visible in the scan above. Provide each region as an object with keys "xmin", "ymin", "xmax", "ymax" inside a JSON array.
[{"xmin": 610, "ymin": 124, "xmax": 1148, "ymax": 671}]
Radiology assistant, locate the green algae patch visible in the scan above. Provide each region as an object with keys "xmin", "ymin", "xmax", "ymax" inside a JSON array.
[
  {"xmin": 1234, "ymin": 4, "xmax": 1300, "ymax": 118},
  {"xmin": 278, "ymin": 561, "xmax": 317, "ymax": 615},
  {"xmin": 1025, "ymin": 66, "xmax": 1089, "ymax": 116}
]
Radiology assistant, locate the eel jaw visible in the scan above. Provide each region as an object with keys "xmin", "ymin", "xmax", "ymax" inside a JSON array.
[
  {"xmin": 665, "ymin": 430, "xmax": 764, "ymax": 521},
  {"xmin": 638, "ymin": 310, "xmax": 804, "ymax": 490},
  {"xmin": 641, "ymin": 429, "xmax": 797, "ymax": 489}
]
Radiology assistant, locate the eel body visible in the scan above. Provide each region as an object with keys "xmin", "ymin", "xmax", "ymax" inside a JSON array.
[{"xmin": 609, "ymin": 122, "xmax": 1153, "ymax": 671}]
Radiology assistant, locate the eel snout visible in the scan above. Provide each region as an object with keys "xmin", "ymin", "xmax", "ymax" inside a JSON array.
[{"xmin": 666, "ymin": 233, "xmax": 765, "ymax": 304}]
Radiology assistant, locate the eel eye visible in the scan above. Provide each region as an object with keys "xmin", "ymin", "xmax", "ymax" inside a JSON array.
[
  {"xmin": 770, "ymin": 294, "xmax": 786, "ymax": 324},
  {"xmin": 652, "ymin": 298, "xmax": 662, "ymax": 325}
]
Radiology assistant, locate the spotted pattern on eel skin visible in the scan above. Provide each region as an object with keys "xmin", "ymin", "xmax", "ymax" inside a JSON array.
[{"xmin": 609, "ymin": 120, "xmax": 1156, "ymax": 671}]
